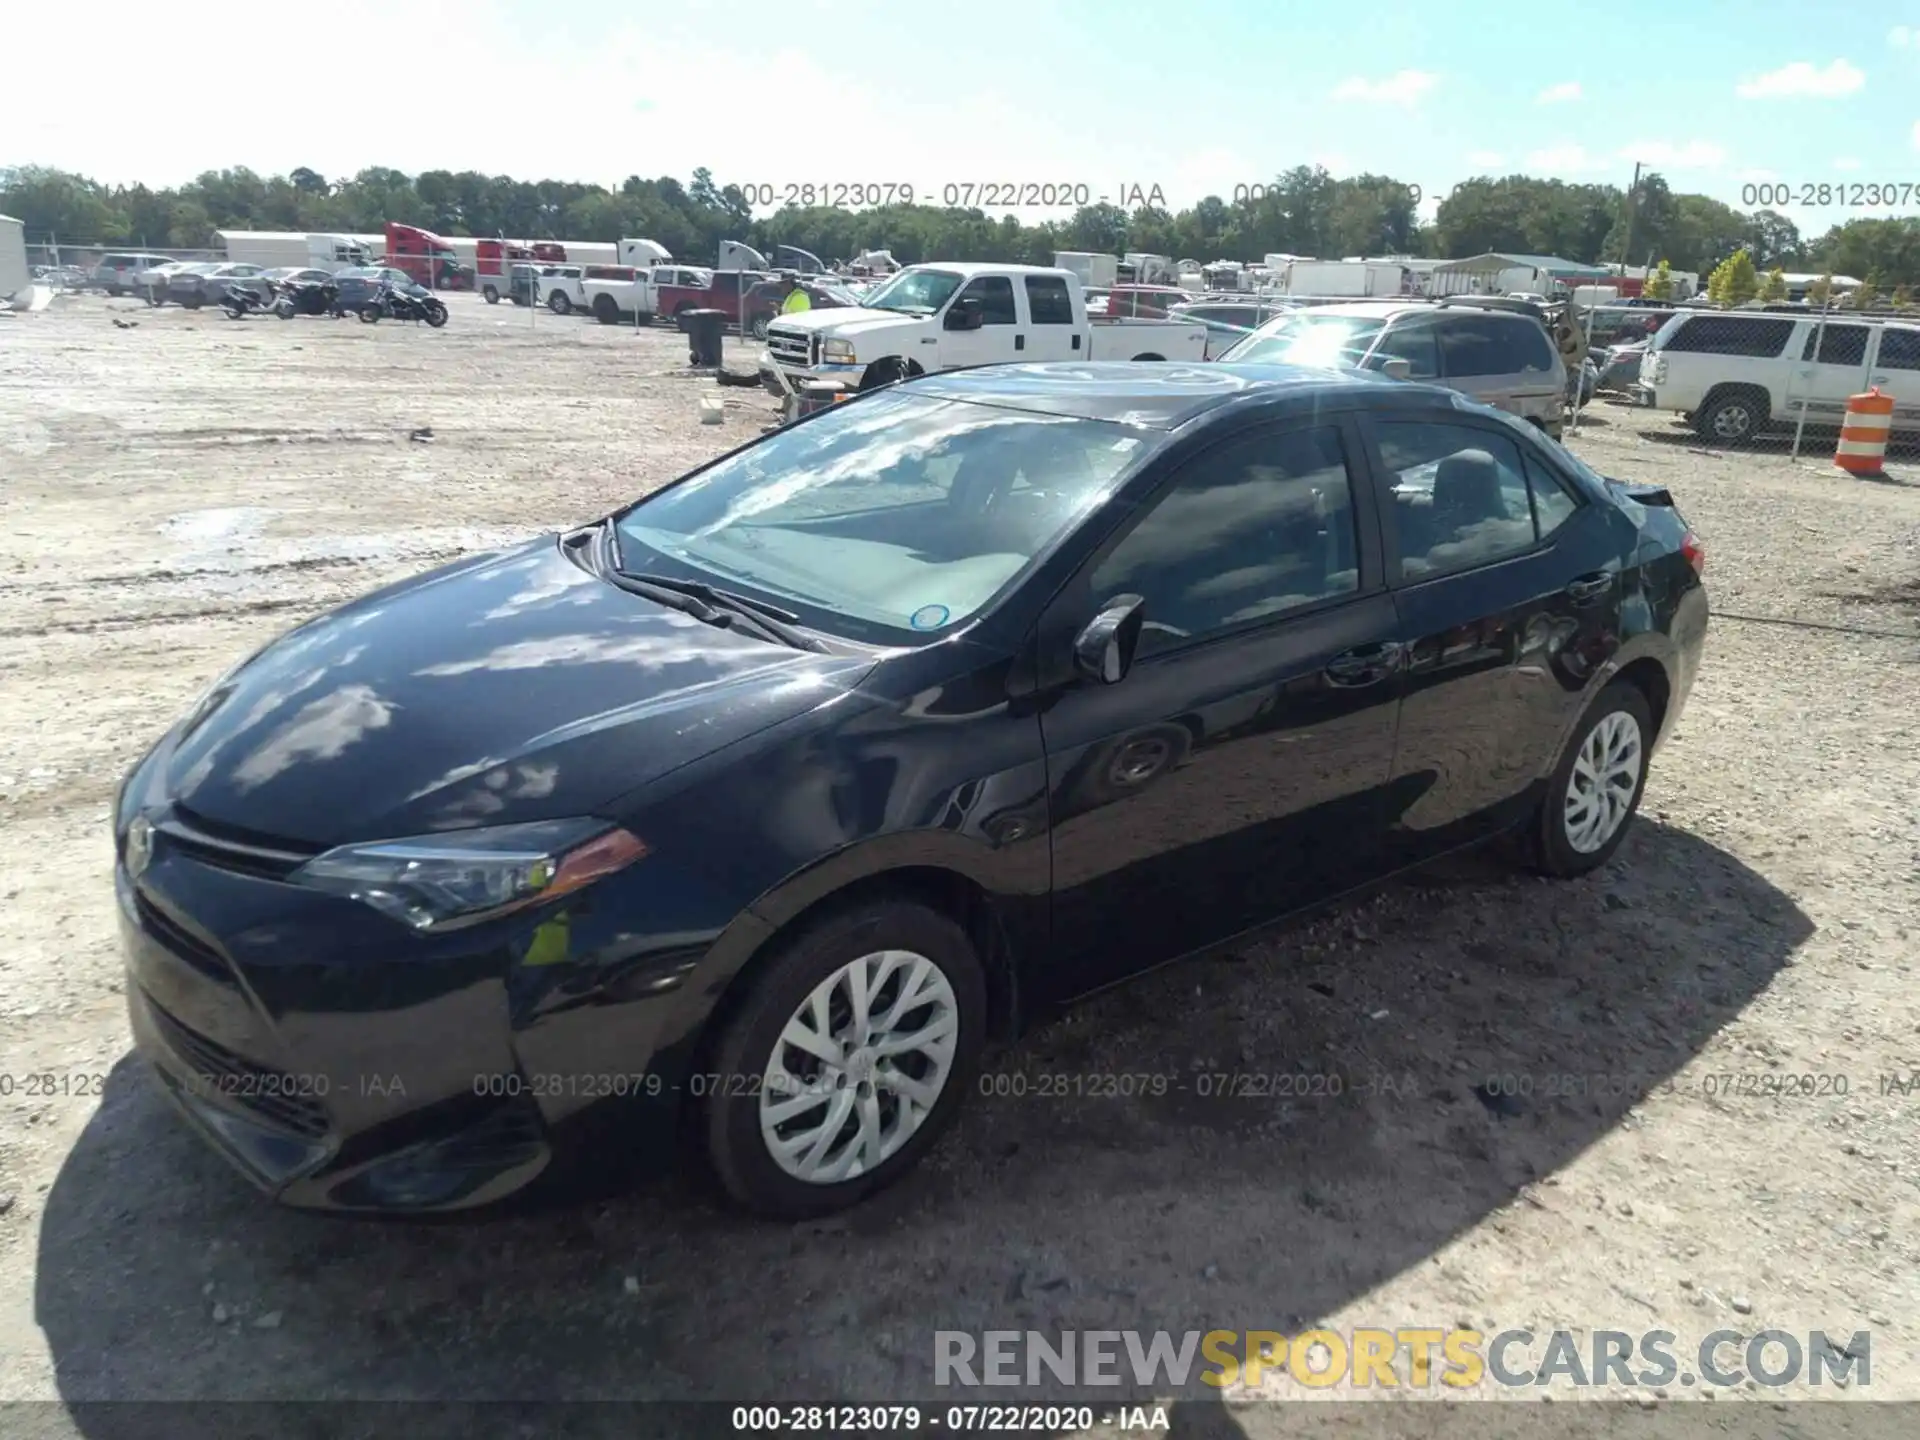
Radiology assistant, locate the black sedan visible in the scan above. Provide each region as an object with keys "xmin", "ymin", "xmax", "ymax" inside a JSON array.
[
  {"xmin": 115, "ymin": 363, "xmax": 1708, "ymax": 1217},
  {"xmin": 331, "ymin": 266, "xmax": 427, "ymax": 309}
]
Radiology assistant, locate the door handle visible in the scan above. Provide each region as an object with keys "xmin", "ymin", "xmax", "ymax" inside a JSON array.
[
  {"xmin": 1324, "ymin": 641, "xmax": 1405, "ymax": 686},
  {"xmin": 1565, "ymin": 572, "xmax": 1613, "ymax": 605},
  {"xmin": 1015, "ymin": 334, "xmax": 1026, "ymax": 351},
  {"xmin": 1872, "ymin": 374, "xmax": 1889, "ymax": 384}
]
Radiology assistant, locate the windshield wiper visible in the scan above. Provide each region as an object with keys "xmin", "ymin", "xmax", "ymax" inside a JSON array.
[{"xmin": 587, "ymin": 522, "xmax": 824, "ymax": 651}]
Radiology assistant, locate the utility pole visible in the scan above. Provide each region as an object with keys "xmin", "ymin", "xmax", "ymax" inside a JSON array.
[{"xmin": 1618, "ymin": 160, "xmax": 1644, "ymax": 278}]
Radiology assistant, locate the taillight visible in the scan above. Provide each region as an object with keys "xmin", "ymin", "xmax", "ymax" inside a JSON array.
[{"xmin": 1680, "ymin": 532, "xmax": 1705, "ymax": 576}]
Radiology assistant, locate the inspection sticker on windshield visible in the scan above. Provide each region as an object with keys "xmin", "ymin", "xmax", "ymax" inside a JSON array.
[
  {"xmin": 1110, "ymin": 437, "xmax": 1141, "ymax": 452},
  {"xmin": 910, "ymin": 604, "xmax": 951, "ymax": 631}
]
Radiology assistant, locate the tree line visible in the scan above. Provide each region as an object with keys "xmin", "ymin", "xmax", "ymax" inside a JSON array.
[{"xmin": 7, "ymin": 162, "xmax": 1920, "ymax": 286}]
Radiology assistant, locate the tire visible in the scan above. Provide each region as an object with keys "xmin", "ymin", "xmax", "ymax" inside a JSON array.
[
  {"xmin": 221, "ymin": 303, "xmax": 245, "ymax": 319},
  {"xmin": 106, "ymin": 284, "xmax": 123, "ymax": 297},
  {"xmin": 674, "ymin": 301, "xmax": 695, "ymax": 319},
  {"xmin": 483, "ymin": 286, "xmax": 499, "ymax": 304},
  {"xmin": 701, "ymin": 897, "xmax": 986, "ymax": 1218},
  {"xmin": 180, "ymin": 292, "xmax": 203, "ymax": 310},
  {"xmin": 1131, "ymin": 352, "xmax": 1165, "ymax": 361},
  {"xmin": 1693, "ymin": 389, "xmax": 1765, "ymax": 444},
  {"xmin": 358, "ymin": 305, "xmax": 381, "ymax": 324},
  {"xmin": 860, "ymin": 357, "xmax": 908, "ymax": 392},
  {"xmin": 750, "ymin": 313, "xmax": 770, "ymax": 339},
  {"xmin": 1526, "ymin": 680, "xmax": 1655, "ymax": 878},
  {"xmin": 423, "ymin": 300, "xmax": 448, "ymax": 328},
  {"xmin": 273, "ymin": 298, "xmax": 295, "ymax": 319},
  {"xmin": 547, "ymin": 290, "xmax": 571, "ymax": 315},
  {"xmin": 593, "ymin": 294, "xmax": 620, "ymax": 325},
  {"xmin": 146, "ymin": 290, "xmax": 165, "ymax": 308}
]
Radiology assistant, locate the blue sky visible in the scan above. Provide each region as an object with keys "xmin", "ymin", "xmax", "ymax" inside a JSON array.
[{"xmin": 6, "ymin": 0, "xmax": 1912, "ymax": 240}]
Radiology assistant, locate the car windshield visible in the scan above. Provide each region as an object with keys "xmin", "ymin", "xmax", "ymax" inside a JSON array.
[
  {"xmin": 1221, "ymin": 313, "xmax": 1385, "ymax": 365},
  {"xmin": 614, "ymin": 389, "xmax": 1149, "ymax": 644},
  {"xmin": 860, "ymin": 268, "xmax": 965, "ymax": 315}
]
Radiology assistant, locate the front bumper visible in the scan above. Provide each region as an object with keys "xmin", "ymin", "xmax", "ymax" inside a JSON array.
[
  {"xmin": 1629, "ymin": 384, "xmax": 1658, "ymax": 408},
  {"xmin": 114, "ymin": 807, "xmax": 701, "ymax": 1212}
]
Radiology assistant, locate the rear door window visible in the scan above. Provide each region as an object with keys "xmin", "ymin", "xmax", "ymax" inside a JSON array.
[
  {"xmin": 1874, "ymin": 327, "xmax": 1920, "ymax": 369},
  {"xmin": 1024, "ymin": 275, "xmax": 1076, "ymax": 324},
  {"xmin": 1802, "ymin": 324, "xmax": 1870, "ymax": 365}
]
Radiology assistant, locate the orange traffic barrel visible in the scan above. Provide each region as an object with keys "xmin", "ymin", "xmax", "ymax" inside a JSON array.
[{"xmin": 1835, "ymin": 387, "xmax": 1893, "ymax": 476}]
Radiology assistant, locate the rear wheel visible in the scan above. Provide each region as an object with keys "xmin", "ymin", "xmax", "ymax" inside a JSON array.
[
  {"xmin": 359, "ymin": 305, "xmax": 381, "ymax": 324},
  {"xmin": 273, "ymin": 298, "xmax": 295, "ymax": 319},
  {"xmin": 593, "ymin": 294, "xmax": 620, "ymax": 325},
  {"xmin": 482, "ymin": 285, "xmax": 500, "ymax": 304},
  {"xmin": 1526, "ymin": 680, "xmax": 1653, "ymax": 878},
  {"xmin": 701, "ymin": 897, "xmax": 985, "ymax": 1218},
  {"xmin": 547, "ymin": 290, "xmax": 571, "ymax": 315},
  {"xmin": 180, "ymin": 293, "xmax": 203, "ymax": 310},
  {"xmin": 1693, "ymin": 389, "xmax": 1765, "ymax": 444},
  {"xmin": 422, "ymin": 299, "xmax": 449, "ymax": 328},
  {"xmin": 1131, "ymin": 352, "xmax": 1165, "ymax": 361},
  {"xmin": 750, "ymin": 313, "xmax": 771, "ymax": 339}
]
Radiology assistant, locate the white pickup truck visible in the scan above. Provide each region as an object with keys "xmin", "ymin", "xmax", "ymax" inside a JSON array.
[
  {"xmin": 760, "ymin": 262, "xmax": 1209, "ymax": 393},
  {"xmin": 581, "ymin": 263, "xmax": 715, "ymax": 325}
]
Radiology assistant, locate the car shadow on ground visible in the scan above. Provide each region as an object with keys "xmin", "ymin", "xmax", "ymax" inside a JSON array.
[{"xmin": 35, "ymin": 821, "xmax": 1811, "ymax": 1434}]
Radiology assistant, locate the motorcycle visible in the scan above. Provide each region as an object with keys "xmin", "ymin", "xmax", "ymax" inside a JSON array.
[
  {"xmin": 358, "ymin": 281, "xmax": 449, "ymax": 328},
  {"xmin": 273, "ymin": 279, "xmax": 343, "ymax": 319},
  {"xmin": 220, "ymin": 281, "xmax": 275, "ymax": 319}
]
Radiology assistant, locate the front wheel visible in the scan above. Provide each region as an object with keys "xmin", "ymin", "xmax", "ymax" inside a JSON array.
[
  {"xmin": 547, "ymin": 291, "xmax": 571, "ymax": 315},
  {"xmin": 221, "ymin": 302, "xmax": 246, "ymax": 319},
  {"xmin": 1526, "ymin": 680, "xmax": 1654, "ymax": 878},
  {"xmin": 750, "ymin": 313, "xmax": 771, "ymax": 339},
  {"xmin": 593, "ymin": 295, "xmax": 620, "ymax": 325},
  {"xmin": 422, "ymin": 300, "xmax": 448, "ymax": 328},
  {"xmin": 859, "ymin": 358, "xmax": 908, "ymax": 392},
  {"xmin": 701, "ymin": 898, "xmax": 985, "ymax": 1218},
  {"xmin": 358, "ymin": 305, "xmax": 381, "ymax": 324},
  {"xmin": 1131, "ymin": 352, "xmax": 1166, "ymax": 362},
  {"xmin": 273, "ymin": 298, "xmax": 295, "ymax": 319}
]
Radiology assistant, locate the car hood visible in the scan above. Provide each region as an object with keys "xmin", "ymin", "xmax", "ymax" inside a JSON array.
[
  {"xmin": 765, "ymin": 306, "xmax": 923, "ymax": 338},
  {"xmin": 162, "ymin": 537, "xmax": 876, "ymax": 846}
]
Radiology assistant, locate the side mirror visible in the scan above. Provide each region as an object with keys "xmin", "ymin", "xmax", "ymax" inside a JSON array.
[
  {"xmin": 1073, "ymin": 595, "xmax": 1147, "ymax": 685},
  {"xmin": 944, "ymin": 297, "xmax": 984, "ymax": 331},
  {"xmin": 1379, "ymin": 357, "xmax": 1412, "ymax": 380}
]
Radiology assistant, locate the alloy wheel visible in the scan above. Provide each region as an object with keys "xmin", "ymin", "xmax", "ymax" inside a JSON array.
[
  {"xmin": 758, "ymin": 949, "xmax": 958, "ymax": 1184},
  {"xmin": 1563, "ymin": 710, "xmax": 1643, "ymax": 853},
  {"xmin": 1711, "ymin": 404, "xmax": 1752, "ymax": 440}
]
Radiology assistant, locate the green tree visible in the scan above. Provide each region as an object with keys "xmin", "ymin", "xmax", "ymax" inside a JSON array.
[
  {"xmin": 1642, "ymin": 259, "xmax": 1675, "ymax": 300},
  {"xmin": 1706, "ymin": 247, "xmax": 1759, "ymax": 306},
  {"xmin": 1849, "ymin": 274, "xmax": 1881, "ymax": 310},
  {"xmin": 1757, "ymin": 266, "xmax": 1787, "ymax": 302},
  {"xmin": 1893, "ymin": 284, "xmax": 1914, "ymax": 308}
]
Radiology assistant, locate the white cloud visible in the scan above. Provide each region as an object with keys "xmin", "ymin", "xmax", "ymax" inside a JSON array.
[
  {"xmin": 1835, "ymin": 156, "xmax": 1864, "ymax": 170},
  {"xmin": 1740, "ymin": 168, "xmax": 1780, "ymax": 182},
  {"xmin": 1735, "ymin": 59, "xmax": 1865, "ymax": 99},
  {"xmin": 1312, "ymin": 153, "xmax": 1352, "ymax": 175},
  {"xmin": 1536, "ymin": 81, "xmax": 1582, "ymax": 103},
  {"xmin": 1331, "ymin": 70, "xmax": 1438, "ymax": 107},
  {"xmin": 1466, "ymin": 150, "xmax": 1507, "ymax": 170},
  {"xmin": 1625, "ymin": 139, "xmax": 1728, "ymax": 170},
  {"xmin": 1912, "ymin": 120, "xmax": 1920, "ymax": 150},
  {"xmin": 1891, "ymin": 25, "xmax": 1912, "ymax": 47},
  {"xmin": 1526, "ymin": 145, "xmax": 1612, "ymax": 175}
]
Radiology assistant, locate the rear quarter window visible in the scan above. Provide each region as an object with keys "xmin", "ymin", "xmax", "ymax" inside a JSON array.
[{"xmin": 1661, "ymin": 316, "xmax": 1796, "ymax": 358}]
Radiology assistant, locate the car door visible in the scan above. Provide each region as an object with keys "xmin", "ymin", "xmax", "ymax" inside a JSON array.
[
  {"xmin": 1785, "ymin": 320, "xmax": 1873, "ymax": 426},
  {"xmin": 1360, "ymin": 413, "xmax": 1624, "ymax": 863},
  {"xmin": 937, "ymin": 274, "xmax": 1021, "ymax": 369},
  {"xmin": 1036, "ymin": 417, "xmax": 1404, "ymax": 1002},
  {"xmin": 1021, "ymin": 273, "xmax": 1081, "ymax": 361},
  {"xmin": 1438, "ymin": 313, "xmax": 1562, "ymax": 424},
  {"xmin": 1864, "ymin": 324, "xmax": 1920, "ymax": 431}
]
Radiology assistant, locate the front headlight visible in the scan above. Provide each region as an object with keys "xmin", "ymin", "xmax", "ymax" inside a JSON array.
[
  {"xmin": 821, "ymin": 338, "xmax": 856, "ymax": 363},
  {"xmin": 292, "ymin": 818, "xmax": 646, "ymax": 932}
]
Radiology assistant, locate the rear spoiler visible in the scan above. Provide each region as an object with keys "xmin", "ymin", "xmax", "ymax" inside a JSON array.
[{"xmin": 1608, "ymin": 478, "xmax": 1675, "ymax": 506}]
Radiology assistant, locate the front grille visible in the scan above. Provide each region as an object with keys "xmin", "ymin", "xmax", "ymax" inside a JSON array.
[
  {"xmin": 145, "ymin": 998, "xmax": 330, "ymax": 1139},
  {"xmin": 766, "ymin": 326, "xmax": 812, "ymax": 365},
  {"xmin": 158, "ymin": 806, "xmax": 314, "ymax": 880}
]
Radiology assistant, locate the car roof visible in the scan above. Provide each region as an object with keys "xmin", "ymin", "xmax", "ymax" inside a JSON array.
[
  {"xmin": 905, "ymin": 361, "xmax": 1444, "ymax": 430},
  {"xmin": 903, "ymin": 262, "xmax": 1068, "ymax": 277}
]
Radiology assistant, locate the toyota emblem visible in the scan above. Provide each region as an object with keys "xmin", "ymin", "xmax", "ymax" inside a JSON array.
[{"xmin": 126, "ymin": 815, "xmax": 154, "ymax": 878}]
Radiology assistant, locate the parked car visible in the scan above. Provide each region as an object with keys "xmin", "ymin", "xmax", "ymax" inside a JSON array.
[
  {"xmin": 1169, "ymin": 298, "xmax": 1296, "ymax": 359},
  {"xmin": 1632, "ymin": 310, "xmax": 1920, "ymax": 442},
  {"xmin": 535, "ymin": 265, "xmax": 588, "ymax": 315},
  {"xmin": 113, "ymin": 360, "xmax": 1706, "ymax": 1217},
  {"xmin": 1595, "ymin": 341, "xmax": 1647, "ymax": 392},
  {"xmin": 1221, "ymin": 298, "xmax": 1570, "ymax": 438},
  {"xmin": 740, "ymin": 275, "xmax": 860, "ymax": 338},
  {"xmin": 138, "ymin": 261, "xmax": 197, "ymax": 304},
  {"xmin": 331, "ymin": 266, "xmax": 425, "ymax": 311},
  {"xmin": 92, "ymin": 252, "xmax": 177, "ymax": 295},
  {"xmin": 762, "ymin": 263, "xmax": 1209, "ymax": 394},
  {"xmin": 170, "ymin": 262, "xmax": 270, "ymax": 308},
  {"xmin": 259, "ymin": 267, "xmax": 337, "ymax": 287}
]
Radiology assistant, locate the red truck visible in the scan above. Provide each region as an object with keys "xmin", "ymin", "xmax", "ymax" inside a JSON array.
[
  {"xmin": 475, "ymin": 239, "xmax": 567, "ymax": 303},
  {"xmin": 384, "ymin": 223, "xmax": 475, "ymax": 290},
  {"xmin": 654, "ymin": 268, "xmax": 771, "ymax": 326}
]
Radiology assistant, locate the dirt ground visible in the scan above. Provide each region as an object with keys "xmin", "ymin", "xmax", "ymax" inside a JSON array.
[{"xmin": 1, "ymin": 291, "xmax": 1916, "ymax": 1437}]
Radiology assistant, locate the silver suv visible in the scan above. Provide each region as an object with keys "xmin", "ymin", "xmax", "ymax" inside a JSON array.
[
  {"xmin": 91, "ymin": 252, "xmax": 176, "ymax": 296},
  {"xmin": 1221, "ymin": 297, "xmax": 1571, "ymax": 438}
]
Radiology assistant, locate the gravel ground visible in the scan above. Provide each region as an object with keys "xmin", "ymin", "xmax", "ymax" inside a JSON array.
[{"xmin": 0, "ymin": 293, "xmax": 1916, "ymax": 1437}]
